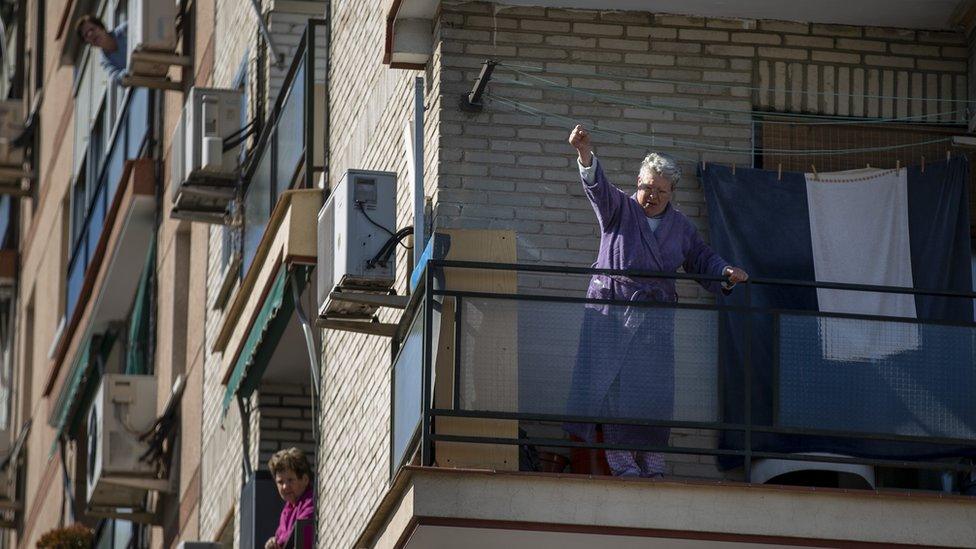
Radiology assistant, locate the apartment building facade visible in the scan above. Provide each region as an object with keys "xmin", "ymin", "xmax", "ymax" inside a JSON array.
[{"xmin": 0, "ymin": 0, "xmax": 974, "ymax": 548}]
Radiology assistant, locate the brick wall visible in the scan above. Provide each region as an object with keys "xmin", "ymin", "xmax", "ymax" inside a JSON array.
[
  {"xmin": 319, "ymin": 0, "xmax": 443, "ymax": 546},
  {"xmin": 203, "ymin": 0, "xmax": 327, "ymax": 544},
  {"xmin": 436, "ymin": 4, "xmax": 966, "ymax": 296},
  {"xmin": 256, "ymin": 383, "xmax": 316, "ymax": 468}
]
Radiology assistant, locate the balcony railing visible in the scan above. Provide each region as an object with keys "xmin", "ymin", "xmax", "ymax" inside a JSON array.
[
  {"xmin": 65, "ymin": 88, "xmax": 151, "ymax": 324},
  {"xmin": 242, "ymin": 20, "xmax": 327, "ymax": 277},
  {"xmin": 393, "ymin": 260, "xmax": 976, "ymax": 490}
]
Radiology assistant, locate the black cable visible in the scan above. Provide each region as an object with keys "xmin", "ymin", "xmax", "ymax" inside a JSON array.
[
  {"xmin": 356, "ymin": 201, "xmax": 412, "ymax": 250},
  {"xmin": 223, "ymin": 123, "xmax": 258, "ymax": 152},
  {"xmin": 366, "ymin": 226, "xmax": 413, "ymax": 269},
  {"xmin": 225, "ymin": 118, "xmax": 257, "ymax": 142}
]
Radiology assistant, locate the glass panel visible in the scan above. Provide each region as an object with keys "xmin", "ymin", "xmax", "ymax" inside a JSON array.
[
  {"xmin": 275, "ymin": 60, "xmax": 305, "ymax": 197},
  {"xmin": 242, "ymin": 146, "xmax": 272, "ymax": 276},
  {"xmin": 0, "ymin": 196, "xmax": 10, "ymax": 247},
  {"xmin": 85, "ymin": 185, "xmax": 106, "ymax": 262},
  {"xmin": 71, "ymin": 173, "xmax": 87, "ymax": 249},
  {"xmin": 779, "ymin": 314, "xmax": 976, "ymax": 440},
  {"xmin": 456, "ymin": 298, "xmax": 720, "ymax": 425},
  {"xmin": 392, "ymin": 304, "xmax": 424, "ymax": 473},
  {"xmin": 72, "ymin": 51, "xmax": 93, "ymax": 177},
  {"xmin": 66, "ymin": 248, "xmax": 86, "ymax": 322},
  {"xmin": 126, "ymin": 88, "xmax": 149, "ymax": 159},
  {"xmin": 105, "ymin": 126, "xmax": 126, "ymax": 202}
]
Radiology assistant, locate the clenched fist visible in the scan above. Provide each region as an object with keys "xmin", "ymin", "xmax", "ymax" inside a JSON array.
[{"xmin": 569, "ymin": 124, "xmax": 594, "ymax": 167}]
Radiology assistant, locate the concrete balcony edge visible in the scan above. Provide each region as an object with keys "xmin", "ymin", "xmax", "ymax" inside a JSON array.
[{"xmin": 359, "ymin": 467, "xmax": 976, "ymax": 548}]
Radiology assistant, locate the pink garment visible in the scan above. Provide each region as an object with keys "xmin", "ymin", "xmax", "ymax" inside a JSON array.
[{"xmin": 274, "ymin": 487, "xmax": 314, "ymax": 548}]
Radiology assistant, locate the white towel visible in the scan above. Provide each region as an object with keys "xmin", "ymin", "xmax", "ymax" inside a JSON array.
[{"xmin": 805, "ymin": 167, "xmax": 919, "ymax": 361}]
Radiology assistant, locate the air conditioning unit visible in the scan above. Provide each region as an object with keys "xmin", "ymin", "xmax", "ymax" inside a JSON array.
[
  {"xmin": 0, "ymin": 101, "xmax": 25, "ymax": 184},
  {"xmin": 86, "ymin": 374, "xmax": 157, "ymax": 509},
  {"xmin": 170, "ymin": 87, "xmax": 244, "ymax": 224},
  {"xmin": 317, "ymin": 170, "xmax": 397, "ymax": 319},
  {"xmin": 126, "ymin": 0, "xmax": 179, "ymax": 77}
]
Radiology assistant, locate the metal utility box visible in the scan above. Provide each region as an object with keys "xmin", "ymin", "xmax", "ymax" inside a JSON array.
[
  {"xmin": 86, "ymin": 374, "xmax": 157, "ymax": 508},
  {"xmin": 318, "ymin": 170, "xmax": 398, "ymax": 319},
  {"xmin": 170, "ymin": 87, "xmax": 244, "ymax": 223},
  {"xmin": 127, "ymin": 0, "xmax": 179, "ymax": 76}
]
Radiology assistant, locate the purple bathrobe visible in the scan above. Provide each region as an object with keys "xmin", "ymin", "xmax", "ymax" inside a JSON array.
[{"xmin": 565, "ymin": 158, "xmax": 730, "ymax": 447}]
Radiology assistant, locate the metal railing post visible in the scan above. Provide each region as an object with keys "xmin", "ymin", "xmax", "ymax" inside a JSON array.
[
  {"xmin": 453, "ymin": 296, "xmax": 461, "ymax": 411},
  {"xmin": 304, "ymin": 22, "xmax": 315, "ymax": 190},
  {"xmin": 743, "ymin": 281, "xmax": 753, "ymax": 483},
  {"xmin": 421, "ymin": 265, "xmax": 434, "ymax": 466}
]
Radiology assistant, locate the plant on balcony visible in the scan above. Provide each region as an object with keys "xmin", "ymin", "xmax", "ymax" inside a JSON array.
[{"xmin": 36, "ymin": 524, "xmax": 94, "ymax": 548}]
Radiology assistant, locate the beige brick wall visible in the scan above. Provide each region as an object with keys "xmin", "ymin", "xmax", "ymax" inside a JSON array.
[
  {"xmin": 319, "ymin": 0, "xmax": 442, "ymax": 547},
  {"xmin": 202, "ymin": 0, "xmax": 326, "ymax": 543},
  {"xmin": 200, "ymin": 0, "xmax": 264, "ymax": 541},
  {"xmin": 256, "ymin": 383, "xmax": 316, "ymax": 467},
  {"xmin": 436, "ymin": 4, "xmax": 966, "ymax": 299}
]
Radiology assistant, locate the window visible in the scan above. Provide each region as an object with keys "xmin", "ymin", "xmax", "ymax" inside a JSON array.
[{"xmin": 214, "ymin": 54, "xmax": 252, "ymax": 303}]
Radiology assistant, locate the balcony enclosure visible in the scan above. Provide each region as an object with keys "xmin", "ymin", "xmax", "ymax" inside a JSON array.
[
  {"xmin": 65, "ymin": 86, "xmax": 151, "ymax": 327},
  {"xmin": 241, "ymin": 20, "xmax": 327, "ymax": 277},
  {"xmin": 393, "ymin": 261, "xmax": 976, "ymax": 493}
]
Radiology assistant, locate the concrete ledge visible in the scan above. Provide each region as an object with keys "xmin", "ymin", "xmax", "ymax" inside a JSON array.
[{"xmin": 360, "ymin": 467, "xmax": 976, "ymax": 548}]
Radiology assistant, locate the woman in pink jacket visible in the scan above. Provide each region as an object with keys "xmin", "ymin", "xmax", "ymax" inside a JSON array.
[{"xmin": 265, "ymin": 448, "xmax": 314, "ymax": 549}]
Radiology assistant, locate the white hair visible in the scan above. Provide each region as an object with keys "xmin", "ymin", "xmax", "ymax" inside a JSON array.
[{"xmin": 639, "ymin": 152, "xmax": 681, "ymax": 187}]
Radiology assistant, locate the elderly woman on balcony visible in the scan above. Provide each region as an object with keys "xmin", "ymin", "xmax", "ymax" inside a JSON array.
[
  {"xmin": 265, "ymin": 448, "xmax": 314, "ymax": 549},
  {"xmin": 564, "ymin": 125, "xmax": 748, "ymax": 478},
  {"xmin": 75, "ymin": 15, "xmax": 127, "ymax": 84}
]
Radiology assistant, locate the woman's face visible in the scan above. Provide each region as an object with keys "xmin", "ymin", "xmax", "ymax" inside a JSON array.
[
  {"xmin": 636, "ymin": 172, "xmax": 673, "ymax": 217},
  {"xmin": 274, "ymin": 469, "xmax": 310, "ymax": 505}
]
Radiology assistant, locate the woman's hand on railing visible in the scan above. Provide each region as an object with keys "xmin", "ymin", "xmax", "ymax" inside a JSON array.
[
  {"xmin": 723, "ymin": 266, "xmax": 749, "ymax": 284},
  {"xmin": 264, "ymin": 536, "xmax": 281, "ymax": 549}
]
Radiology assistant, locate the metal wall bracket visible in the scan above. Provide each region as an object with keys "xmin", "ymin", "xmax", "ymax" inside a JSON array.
[{"xmin": 458, "ymin": 60, "xmax": 497, "ymax": 113}]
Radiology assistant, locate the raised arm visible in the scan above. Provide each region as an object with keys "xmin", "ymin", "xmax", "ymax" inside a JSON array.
[{"xmin": 569, "ymin": 124, "xmax": 628, "ymax": 232}]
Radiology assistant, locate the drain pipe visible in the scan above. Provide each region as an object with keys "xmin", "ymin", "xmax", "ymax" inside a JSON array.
[
  {"xmin": 289, "ymin": 269, "xmax": 320, "ymax": 544},
  {"xmin": 248, "ymin": 0, "xmax": 285, "ymax": 68},
  {"xmin": 290, "ymin": 270, "xmax": 320, "ymax": 392}
]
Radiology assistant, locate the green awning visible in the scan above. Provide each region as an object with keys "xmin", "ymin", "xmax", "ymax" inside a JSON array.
[
  {"xmin": 222, "ymin": 267, "xmax": 309, "ymax": 415},
  {"xmin": 48, "ymin": 338, "xmax": 92, "ymax": 455},
  {"xmin": 126, "ymin": 234, "xmax": 156, "ymax": 375},
  {"xmin": 48, "ymin": 330, "xmax": 120, "ymax": 455}
]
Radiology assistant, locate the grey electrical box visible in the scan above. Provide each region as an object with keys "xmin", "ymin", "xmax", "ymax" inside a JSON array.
[{"xmin": 318, "ymin": 169, "xmax": 398, "ymax": 319}]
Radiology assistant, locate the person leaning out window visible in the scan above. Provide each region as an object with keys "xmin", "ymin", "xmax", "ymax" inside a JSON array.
[
  {"xmin": 75, "ymin": 14, "xmax": 128, "ymax": 84},
  {"xmin": 266, "ymin": 448, "xmax": 315, "ymax": 549}
]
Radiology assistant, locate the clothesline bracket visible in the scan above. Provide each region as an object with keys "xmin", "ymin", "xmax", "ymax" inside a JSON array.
[{"xmin": 459, "ymin": 59, "xmax": 498, "ymax": 113}]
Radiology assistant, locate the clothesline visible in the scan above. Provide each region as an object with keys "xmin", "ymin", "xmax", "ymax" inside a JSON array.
[
  {"xmin": 497, "ymin": 61, "xmax": 975, "ymax": 106},
  {"xmin": 496, "ymin": 68, "xmax": 967, "ymax": 126},
  {"xmin": 488, "ymin": 93, "xmax": 955, "ymax": 158}
]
